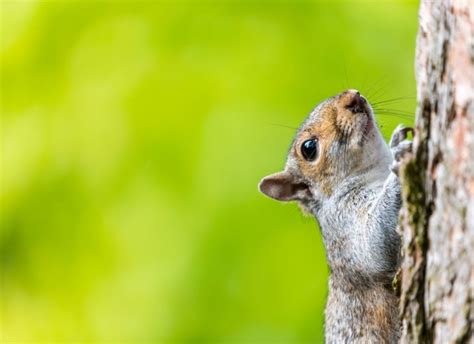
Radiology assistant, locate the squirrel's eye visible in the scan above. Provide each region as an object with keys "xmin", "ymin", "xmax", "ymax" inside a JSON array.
[{"xmin": 301, "ymin": 139, "xmax": 318, "ymax": 161}]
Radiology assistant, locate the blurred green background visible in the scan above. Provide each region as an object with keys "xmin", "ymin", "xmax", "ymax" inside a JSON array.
[{"xmin": 1, "ymin": 0, "xmax": 417, "ymax": 342}]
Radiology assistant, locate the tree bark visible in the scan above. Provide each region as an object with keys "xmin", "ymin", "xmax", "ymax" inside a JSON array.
[{"xmin": 399, "ymin": 0, "xmax": 473, "ymax": 343}]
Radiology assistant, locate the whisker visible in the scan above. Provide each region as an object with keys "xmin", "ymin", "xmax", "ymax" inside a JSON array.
[
  {"xmin": 343, "ymin": 58, "xmax": 350, "ymax": 90},
  {"xmin": 374, "ymin": 109, "xmax": 414, "ymax": 116},
  {"xmin": 364, "ymin": 76, "xmax": 384, "ymax": 96},
  {"xmin": 364, "ymin": 75, "xmax": 388, "ymax": 99},
  {"xmin": 374, "ymin": 111, "xmax": 414, "ymax": 121},
  {"xmin": 374, "ymin": 108, "xmax": 415, "ymax": 116},
  {"xmin": 371, "ymin": 96, "xmax": 415, "ymax": 106},
  {"xmin": 368, "ymin": 82, "xmax": 391, "ymax": 102},
  {"xmin": 267, "ymin": 122, "xmax": 299, "ymax": 130},
  {"xmin": 376, "ymin": 113, "xmax": 413, "ymax": 120},
  {"xmin": 360, "ymin": 73, "xmax": 369, "ymax": 95}
]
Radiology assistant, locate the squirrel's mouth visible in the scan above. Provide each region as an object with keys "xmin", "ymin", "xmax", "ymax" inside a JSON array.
[
  {"xmin": 363, "ymin": 115, "xmax": 373, "ymax": 136},
  {"xmin": 346, "ymin": 92, "xmax": 374, "ymax": 139}
]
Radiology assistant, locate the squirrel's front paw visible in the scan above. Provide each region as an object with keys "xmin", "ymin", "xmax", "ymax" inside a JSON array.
[{"xmin": 390, "ymin": 124, "xmax": 414, "ymax": 175}]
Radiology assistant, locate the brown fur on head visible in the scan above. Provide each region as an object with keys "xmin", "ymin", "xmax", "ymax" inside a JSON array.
[{"xmin": 259, "ymin": 89, "xmax": 391, "ymax": 204}]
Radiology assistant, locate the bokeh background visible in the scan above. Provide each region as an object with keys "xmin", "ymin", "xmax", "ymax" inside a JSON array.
[{"xmin": 1, "ymin": 0, "xmax": 418, "ymax": 342}]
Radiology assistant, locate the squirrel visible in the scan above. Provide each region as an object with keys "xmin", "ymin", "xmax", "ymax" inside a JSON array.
[{"xmin": 258, "ymin": 89, "xmax": 413, "ymax": 343}]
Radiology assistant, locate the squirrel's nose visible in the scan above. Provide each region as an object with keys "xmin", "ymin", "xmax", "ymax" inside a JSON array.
[
  {"xmin": 345, "ymin": 90, "xmax": 368, "ymax": 114},
  {"xmin": 347, "ymin": 89, "xmax": 360, "ymax": 95}
]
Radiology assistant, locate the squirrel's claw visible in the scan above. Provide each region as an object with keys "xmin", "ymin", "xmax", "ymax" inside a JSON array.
[
  {"xmin": 390, "ymin": 125, "xmax": 414, "ymax": 148},
  {"xmin": 391, "ymin": 141, "xmax": 413, "ymax": 175},
  {"xmin": 390, "ymin": 125, "xmax": 414, "ymax": 175}
]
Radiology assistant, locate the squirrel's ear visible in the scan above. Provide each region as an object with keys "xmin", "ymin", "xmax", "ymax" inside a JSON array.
[{"xmin": 258, "ymin": 171, "xmax": 310, "ymax": 202}]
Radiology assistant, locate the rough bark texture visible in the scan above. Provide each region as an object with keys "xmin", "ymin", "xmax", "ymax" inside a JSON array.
[{"xmin": 399, "ymin": 0, "xmax": 474, "ymax": 343}]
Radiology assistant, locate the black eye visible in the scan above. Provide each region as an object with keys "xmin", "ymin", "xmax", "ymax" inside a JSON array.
[{"xmin": 301, "ymin": 139, "xmax": 318, "ymax": 161}]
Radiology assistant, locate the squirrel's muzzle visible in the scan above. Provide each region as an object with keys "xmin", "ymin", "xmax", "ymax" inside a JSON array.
[{"xmin": 344, "ymin": 89, "xmax": 369, "ymax": 114}]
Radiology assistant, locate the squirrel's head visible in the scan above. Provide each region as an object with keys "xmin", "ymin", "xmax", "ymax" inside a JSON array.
[{"xmin": 259, "ymin": 89, "xmax": 391, "ymax": 207}]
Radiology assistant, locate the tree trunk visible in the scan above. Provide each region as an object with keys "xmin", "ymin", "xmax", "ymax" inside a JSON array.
[{"xmin": 399, "ymin": 0, "xmax": 473, "ymax": 343}]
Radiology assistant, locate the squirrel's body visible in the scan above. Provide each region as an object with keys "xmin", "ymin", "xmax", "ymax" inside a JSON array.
[
  {"xmin": 259, "ymin": 90, "xmax": 412, "ymax": 343},
  {"xmin": 326, "ymin": 279, "xmax": 399, "ymax": 342},
  {"xmin": 317, "ymin": 172, "xmax": 402, "ymax": 343}
]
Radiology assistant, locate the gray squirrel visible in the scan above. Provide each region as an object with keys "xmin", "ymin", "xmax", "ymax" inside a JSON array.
[{"xmin": 259, "ymin": 90, "xmax": 412, "ymax": 343}]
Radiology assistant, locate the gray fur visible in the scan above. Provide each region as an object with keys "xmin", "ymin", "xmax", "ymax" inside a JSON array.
[
  {"xmin": 312, "ymin": 127, "xmax": 409, "ymax": 343},
  {"xmin": 314, "ymin": 169, "xmax": 402, "ymax": 343},
  {"xmin": 259, "ymin": 91, "xmax": 413, "ymax": 343}
]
